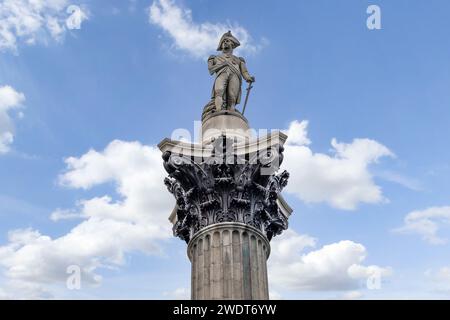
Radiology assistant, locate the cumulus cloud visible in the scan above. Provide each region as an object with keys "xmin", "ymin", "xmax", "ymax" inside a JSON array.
[
  {"xmin": 269, "ymin": 290, "xmax": 282, "ymax": 300},
  {"xmin": 0, "ymin": 288, "xmax": 8, "ymax": 299},
  {"xmin": 393, "ymin": 206, "xmax": 450, "ymax": 245},
  {"xmin": 268, "ymin": 229, "xmax": 317, "ymax": 262},
  {"xmin": 426, "ymin": 267, "xmax": 450, "ymax": 293},
  {"xmin": 163, "ymin": 287, "xmax": 190, "ymax": 300},
  {"xmin": 0, "ymin": 0, "xmax": 88, "ymax": 52},
  {"xmin": 340, "ymin": 290, "xmax": 363, "ymax": 300},
  {"xmin": 0, "ymin": 277, "xmax": 52, "ymax": 299},
  {"xmin": 148, "ymin": 0, "xmax": 266, "ymax": 59},
  {"xmin": 283, "ymin": 120, "xmax": 394, "ymax": 210},
  {"xmin": 269, "ymin": 230, "xmax": 392, "ymax": 292},
  {"xmin": 0, "ymin": 140, "xmax": 173, "ymax": 298},
  {"xmin": 283, "ymin": 120, "xmax": 311, "ymax": 146},
  {"xmin": 0, "ymin": 85, "xmax": 25, "ymax": 154}
]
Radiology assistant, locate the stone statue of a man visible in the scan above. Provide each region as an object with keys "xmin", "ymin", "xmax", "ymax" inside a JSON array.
[{"xmin": 207, "ymin": 31, "xmax": 255, "ymax": 113}]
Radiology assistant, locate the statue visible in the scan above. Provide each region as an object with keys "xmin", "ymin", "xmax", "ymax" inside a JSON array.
[{"xmin": 202, "ymin": 31, "xmax": 255, "ymax": 118}]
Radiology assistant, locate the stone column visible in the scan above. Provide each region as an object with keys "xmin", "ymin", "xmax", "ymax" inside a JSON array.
[{"xmin": 188, "ymin": 222, "xmax": 270, "ymax": 300}]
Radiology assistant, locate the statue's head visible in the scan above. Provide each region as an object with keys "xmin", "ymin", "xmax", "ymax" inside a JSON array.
[{"xmin": 217, "ymin": 31, "xmax": 240, "ymax": 52}]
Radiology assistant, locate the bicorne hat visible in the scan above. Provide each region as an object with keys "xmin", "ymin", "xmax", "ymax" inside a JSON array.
[{"xmin": 217, "ymin": 31, "xmax": 240, "ymax": 51}]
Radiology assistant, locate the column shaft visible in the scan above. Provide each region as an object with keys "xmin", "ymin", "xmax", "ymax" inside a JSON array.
[{"xmin": 188, "ymin": 222, "xmax": 270, "ymax": 300}]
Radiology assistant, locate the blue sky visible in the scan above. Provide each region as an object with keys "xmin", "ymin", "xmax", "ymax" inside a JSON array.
[{"xmin": 0, "ymin": 0, "xmax": 450, "ymax": 299}]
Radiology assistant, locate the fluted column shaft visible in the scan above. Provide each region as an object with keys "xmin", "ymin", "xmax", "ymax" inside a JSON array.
[{"xmin": 187, "ymin": 222, "xmax": 270, "ymax": 300}]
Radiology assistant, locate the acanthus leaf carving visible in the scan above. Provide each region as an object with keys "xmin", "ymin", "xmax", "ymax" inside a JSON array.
[{"xmin": 163, "ymin": 136, "xmax": 290, "ymax": 243}]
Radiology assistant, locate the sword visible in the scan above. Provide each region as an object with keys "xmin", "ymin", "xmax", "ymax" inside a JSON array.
[{"xmin": 241, "ymin": 81, "xmax": 253, "ymax": 115}]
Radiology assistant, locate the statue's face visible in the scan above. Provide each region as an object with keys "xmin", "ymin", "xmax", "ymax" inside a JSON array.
[{"xmin": 221, "ymin": 38, "xmax": 233, "ymax": 51}]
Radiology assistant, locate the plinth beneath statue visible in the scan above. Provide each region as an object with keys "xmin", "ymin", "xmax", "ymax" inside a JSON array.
[{"xmin": 201, "ymin": 110, "xmax": 250, "ymax": 144}]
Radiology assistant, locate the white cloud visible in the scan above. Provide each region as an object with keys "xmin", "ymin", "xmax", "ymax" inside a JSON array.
[
  {"xmin": 340, "ymin": 290, "xmax": 363, "ymax": 300},
  {"xmin": 0, "ymin": 85, "xmax": 25, "ymax": 154},
  {"xmin": 269, "ymin": 230, "xmax": 392, "ymax": 291},
  {"xmin": 393, "ymin": 206, "xmax": 450, "ymax": 245},
  {"xmin": 283, "ymin": 120, "xmax": 311, "ymax": 146},
  {"xmin": 0, "ymin": 277, "xmax": 52, "ymax": 299},
  {"xmin": 0, "ymin": 140, "xmax": 173, "ymax": 298},
  {"xmin": 0, "ymin": 0, "xmax": 88, "ymax": 52},
  {"xmin": 375, "ymin": 170, "xmax": 422, "ymax": 191},
  {"xmin": 269, "ymin": 290, "xmax": 282, "ymax": 300},
  {"xmin": 283, "ymin": 120, "xmax": 394, "ymax": 210},
  {"xmin": 49, "ymin": 208, "xmax": 81, "ymax": 221},
  {"xmin": 0, "ymin": 288, "xmax": 8, "ymax": 299},
  {"xmin": 348, "ymin": 264, "xmax": 392, "ymax": 280},
  {"xmin": 148, "ymin": 0, "xmax": 266, "ymax": 59},
  {"xmin": 163, "ymin": 287, "xmax": 189, "ymax": 300},
  {"xmin": 268, "ymin": 229, "xmax": 316, "ymax": 262},
  {"xmin": 426, "ymin": 267, "xmax": 450, "ymax": 293}
]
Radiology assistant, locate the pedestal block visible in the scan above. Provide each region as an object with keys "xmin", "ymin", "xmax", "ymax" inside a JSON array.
[{"xmin": 201, "ymin": 110, "xmax": 251, "ymax": 145}]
